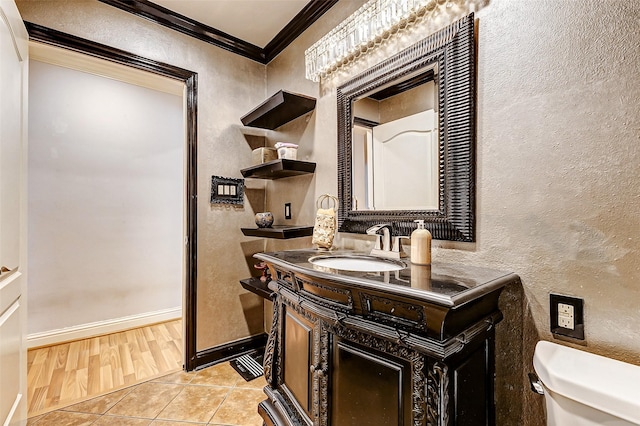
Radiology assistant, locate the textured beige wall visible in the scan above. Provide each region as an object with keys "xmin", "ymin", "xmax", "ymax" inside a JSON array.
[
  {"xmin": 16, "ymin": 0, "xmax": 268, "ymax": 351},
  {"xmin": 268, "ymin": 0, "xmax": 640, "ymax": 423},
  {"xmin": 271, "ymin": 0, "xmax": 640, "ymax": 359},
  {"xmin": 352, "ymin": 82, "xmax": 435, "ymax": 123},
  {"xmin": 379, "ymin": 82, "xmax": 435, "ymax": 123}
]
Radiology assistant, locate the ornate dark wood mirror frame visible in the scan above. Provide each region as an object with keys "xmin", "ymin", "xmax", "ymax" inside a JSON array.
[{"xmin": 337, "ymin": 14, "xmax": 476, "ymax": 242}]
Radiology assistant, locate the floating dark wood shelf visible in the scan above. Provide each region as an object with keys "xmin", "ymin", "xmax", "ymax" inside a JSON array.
[
  {"xmin": 241, "ymin": 159, "xmax": 316, "ymax": 179},
  {"xmin": 241, "ymin": 225, "xmax": 313, "ymax": 239},
  {"xmin": 241, "ymin": 90, "xmax": 316, "ymax": 129},
  {"xmin": 240, "ymin": 277, "xmax": 274, "ymax": 299}
]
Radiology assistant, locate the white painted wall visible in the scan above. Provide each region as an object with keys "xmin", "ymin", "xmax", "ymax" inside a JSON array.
[{"xmin": 28, "ymin": 58, "xmax": 184, "ymax": 338}]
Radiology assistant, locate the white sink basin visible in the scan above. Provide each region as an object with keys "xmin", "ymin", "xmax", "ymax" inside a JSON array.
[{"xmin": 309, "ymin": 255, "xmax": 406, "ymax": 272}]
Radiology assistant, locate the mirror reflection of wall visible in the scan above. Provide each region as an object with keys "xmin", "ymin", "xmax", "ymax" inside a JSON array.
[{"xmin": 352, "ymin": 79, "xmax": 439, "ymax": 211}]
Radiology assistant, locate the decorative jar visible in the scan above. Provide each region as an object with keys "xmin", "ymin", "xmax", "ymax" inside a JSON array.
[{"xmin": 255, "ymin": 212, "xmax": 274, "ymax": 228}]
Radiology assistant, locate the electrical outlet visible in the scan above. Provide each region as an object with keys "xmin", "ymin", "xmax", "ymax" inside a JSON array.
[
  {"xmin": 284, "ymin": 203, "xmax": 292, "ymax": 220},
  {"xmin": 550, "ymin": 294, "xmax": 584, "ymax": 340},
  {"xmin": 557, "ymin": 303, "xmax": 574, "ymax": 329}
]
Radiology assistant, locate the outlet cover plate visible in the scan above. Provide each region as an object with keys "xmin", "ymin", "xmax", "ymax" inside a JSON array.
[{"xmin": 550, "ymin": 294, "xmax": 584, "ymax": 340}]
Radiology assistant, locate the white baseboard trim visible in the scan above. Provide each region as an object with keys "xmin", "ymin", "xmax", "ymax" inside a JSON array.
[{"xmin": 27, "ymin": 307, "xmax": 182, "ymax": 349}]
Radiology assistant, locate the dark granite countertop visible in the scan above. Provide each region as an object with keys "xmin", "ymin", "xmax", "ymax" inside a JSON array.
[{"xmin": 255, "ymin": 249, "xmax": 520, "ymax": 308}]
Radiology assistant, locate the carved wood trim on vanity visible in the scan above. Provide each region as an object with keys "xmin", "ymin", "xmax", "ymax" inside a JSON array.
[
  {"xmin": 263, "ymin": 274, "xmax": 502, "ymax": 426},
  {"xmin": 256, "ymin": 249, "xmax": 519, "ymax": 425},
  {"xmin": 263, "ymin": 298, "xmax": 278, "ymax": 387},
  {"xmin": 427, "ymin": 361, "xmax": 450, "ymax": 426},
  {"xmin": 296, "ymin": 276, "xmax": 354, "ymax": 312},
  {"xmin": 360, "ymin": 292, "xmax": 428, "ymax": 332}
]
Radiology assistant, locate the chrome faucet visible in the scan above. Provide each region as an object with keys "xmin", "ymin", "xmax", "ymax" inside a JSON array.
[
  {"xmin": 367, "ymin": 223, "xmax": 392, "ymax": 252},
  {"xmin": 366, "ymin": 224, "xmax": 407, "ymax": 259}
]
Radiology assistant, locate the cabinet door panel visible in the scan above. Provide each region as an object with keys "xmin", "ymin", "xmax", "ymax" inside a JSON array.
[
  {"xmin": 331, "ymin": 339, "xmax": 411, "ymax": 426},
  {"xmin": 283, "ymin": 308, "xmax": 313, "ymax": 416},
  {"xmin": 453, "ymin": 338, "xmax": 492, "ymax": 425}
]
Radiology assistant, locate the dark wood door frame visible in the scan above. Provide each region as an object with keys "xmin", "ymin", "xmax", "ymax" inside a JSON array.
[{"xmin": 25, "ymin": 22, "xmax": 200, "ymax": 371}]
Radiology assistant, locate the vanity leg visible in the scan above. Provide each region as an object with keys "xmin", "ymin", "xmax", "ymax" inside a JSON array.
[{"xmin": 263, "ymin": 297, "xmax": 280, "ymax": 388}]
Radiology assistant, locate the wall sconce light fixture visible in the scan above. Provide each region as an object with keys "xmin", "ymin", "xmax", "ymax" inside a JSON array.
[{"xmin": 305, "ymin": 0, "xmax": 471, "ymax": 82}]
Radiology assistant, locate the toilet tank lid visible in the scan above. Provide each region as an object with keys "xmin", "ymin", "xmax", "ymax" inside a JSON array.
[{"xmin": 533, "ymin": 341, "xmax": 640, "ymax": 425}]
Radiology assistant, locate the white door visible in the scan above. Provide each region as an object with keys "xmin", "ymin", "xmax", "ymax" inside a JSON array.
[
  {"xmin": 0, "ymin": 1, "xmax": 28, "ymax": 424},
  {"xmin": 371, "ymin": 110, "xmax": 439, "ymax": 210}
]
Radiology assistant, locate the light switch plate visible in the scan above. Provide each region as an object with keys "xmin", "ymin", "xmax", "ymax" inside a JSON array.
[
  {"xmin": 550, "ymin": 294, "xmax": 584, "ymax": 340},
  {"xmin": 210, "ymin": 176, "xmax": 244, "ymax": 205}
]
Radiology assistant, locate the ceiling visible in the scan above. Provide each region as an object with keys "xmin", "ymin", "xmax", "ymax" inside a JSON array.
[
  {"xmin": 98, "ymin": 0, "xmax": 338, "ymax": 63},
  {"xmin": 151, "ymin": 0, "xmax": 311, "ymax": 48}
]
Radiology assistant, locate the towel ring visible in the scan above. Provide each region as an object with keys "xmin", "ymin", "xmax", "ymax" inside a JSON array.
[{"xmin": 316, "ymin": 194, "xmax": 339, "ymax": 210}]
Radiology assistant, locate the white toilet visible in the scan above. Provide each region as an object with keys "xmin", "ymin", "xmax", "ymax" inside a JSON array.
[{"xmin": 533, "ymin": 340, "xmax": 640, "ymax": 425}]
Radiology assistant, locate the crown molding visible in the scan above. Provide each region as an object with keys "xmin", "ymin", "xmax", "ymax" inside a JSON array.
[
  {"xmin": 98, "ymin": 0, "xmax": 338, "ymax": 64},
  {"xmin": 264, "ymin": 0, "xmax": 338, "ymax": 62}
]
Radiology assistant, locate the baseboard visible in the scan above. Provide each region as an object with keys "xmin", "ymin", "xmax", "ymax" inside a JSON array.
[{"xmin": 27, "ymin": 307, "xmax": 182, "ymax": 349}]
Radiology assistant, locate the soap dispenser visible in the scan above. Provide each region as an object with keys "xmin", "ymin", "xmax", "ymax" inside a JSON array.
[{"xmin": 411, "ymin": 220, "xmax": 432, "ymax": 265}]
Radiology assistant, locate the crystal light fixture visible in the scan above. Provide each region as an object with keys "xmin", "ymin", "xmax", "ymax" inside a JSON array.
[{"xmin": 305, "ymin": 0, "xmax": 469, "ymax": 82}]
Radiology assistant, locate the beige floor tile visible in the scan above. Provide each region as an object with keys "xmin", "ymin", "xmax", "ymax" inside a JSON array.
[
  {"xmin": 32, "ymin": 411, "xmax": 101, "ymax": 426},
  {"xmin": 190, "ymin": 363, "xmax": 242, "ymax": 387},
  {"xmin": 107, "ymin": 382, "xmax": 184, "ymax": 419},
  {"xmin": 235, "ymin": 374, "xmax": 267, "ymax": 390},
  {"xmin": 28, "ymin": 329, "xmax": 267, "ymax": 426},
  {"xmin": 61, "ymin": 387, "xmax": 133, "ymax": 414},
  {"xmin": 93, "ymin": 415, "xmax": 152, "ymax": 425},
  {"xmin": 151, "ymin": 370, "xmax": 196, "ymax": 385},
  {"xmin": 156, "ymin": 385, "xmax": 230, "ymax": 423},
  {"xmin": 209, "ymin": 388, "xmax": 265, "ymax": 426}
]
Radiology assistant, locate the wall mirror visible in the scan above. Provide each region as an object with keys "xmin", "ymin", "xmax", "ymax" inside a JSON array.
[{"xmin": 337, "ymin": 14, "xmax": 476, "ymax": 242}]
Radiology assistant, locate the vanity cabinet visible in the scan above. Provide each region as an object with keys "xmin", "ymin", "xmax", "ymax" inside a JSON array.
[{"xmin": 256, "ymin": 251, "xmax": 518, "ymax": 426}]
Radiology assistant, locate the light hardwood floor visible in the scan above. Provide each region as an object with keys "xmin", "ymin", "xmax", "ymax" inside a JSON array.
[
  {"xmin": 27, "ymin": 319, "xmax": 183, "ymax": 417},
  {"xmin": 27, "ymin": 361, "xmax": 267, "ymax": 426}
]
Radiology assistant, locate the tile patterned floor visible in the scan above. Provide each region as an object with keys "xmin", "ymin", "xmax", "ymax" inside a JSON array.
[{"xmin": 27, "ymin": 361, "xmax": 267, "ymax": 426}]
